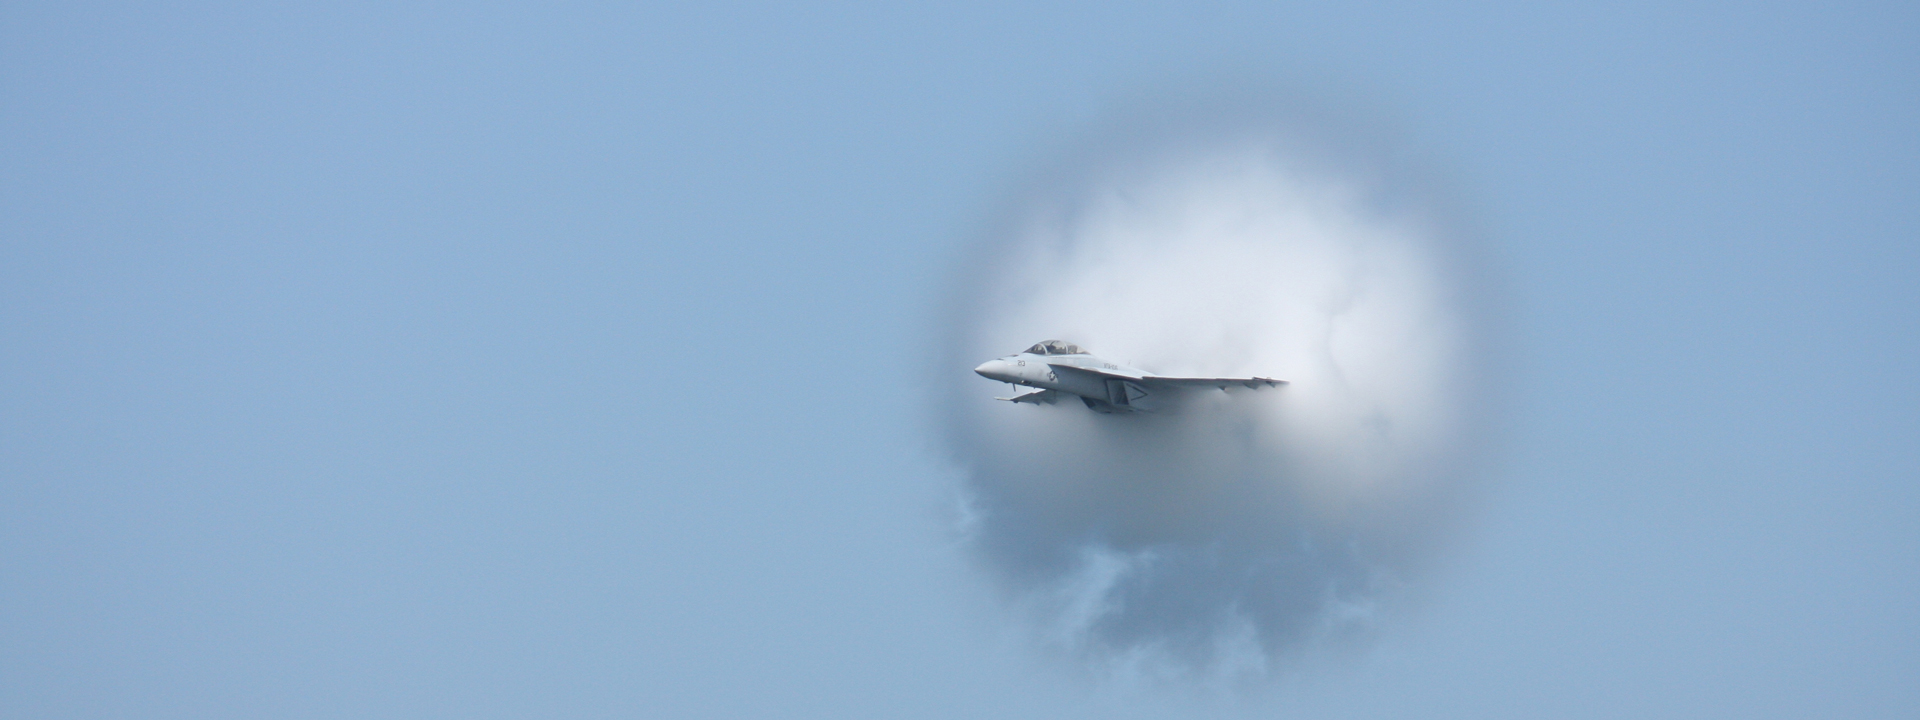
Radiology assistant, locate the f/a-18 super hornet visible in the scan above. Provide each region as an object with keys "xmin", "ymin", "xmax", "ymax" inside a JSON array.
[{"xmin": 973, "ymin": 340, "xmax": 1285, "ymax": 413}]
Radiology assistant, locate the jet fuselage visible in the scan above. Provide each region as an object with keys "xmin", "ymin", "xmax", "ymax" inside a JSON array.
[{"xmin": 973, "ymin": 340, "xmax": 1284, "ymax": 413}]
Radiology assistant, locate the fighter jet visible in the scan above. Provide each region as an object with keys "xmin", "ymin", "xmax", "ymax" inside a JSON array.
[{"xmin": 973, "ymin": 339, "xmax": 1285, "ymax": 413}]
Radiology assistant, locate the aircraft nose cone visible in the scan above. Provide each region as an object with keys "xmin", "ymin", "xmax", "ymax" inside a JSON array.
[{"xmin": 975, "ymin": 359, "xmax": 1017, "ymax": 382}]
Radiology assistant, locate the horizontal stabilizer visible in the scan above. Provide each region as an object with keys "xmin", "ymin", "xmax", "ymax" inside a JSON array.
[{"xmin": 995, "ymin": 387, "xmax": 1061, "ymax": 404}]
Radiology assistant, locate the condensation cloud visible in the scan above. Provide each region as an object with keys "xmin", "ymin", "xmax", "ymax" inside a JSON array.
[{"xmin": 939, "ymin": 106, "xmax": 1492, "ymax": 680}]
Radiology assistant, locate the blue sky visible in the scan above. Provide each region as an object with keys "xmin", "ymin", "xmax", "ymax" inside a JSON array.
[{"xmin": 3, "ymin": 2, "xmax": 1915, "ymax": 718}]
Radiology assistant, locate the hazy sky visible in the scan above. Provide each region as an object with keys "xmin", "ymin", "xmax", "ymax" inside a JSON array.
[{"xmin": 3, "ymin": 2, "xmax": 1915, "ymax": 718}]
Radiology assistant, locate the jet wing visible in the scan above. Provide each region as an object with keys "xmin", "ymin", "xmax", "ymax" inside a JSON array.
[
  {"xmin": 995, "ymin": 386, "xmax": 1062, "ymax": 404},
  {"xmin": 1139, "ymin": 375, "xmax": 1286, "ymax": 390},
  {"xmin": 1049, "ymin": 362, "xmax": 1285, "ymax": 391}
]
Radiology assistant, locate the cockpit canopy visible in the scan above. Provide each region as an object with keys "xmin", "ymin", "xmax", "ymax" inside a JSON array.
[{"xmin": 1022, "ymin": 339, "xmax": 1087, "ymax": 356}]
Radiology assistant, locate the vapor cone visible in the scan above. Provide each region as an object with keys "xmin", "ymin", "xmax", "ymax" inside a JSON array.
[{"xmin": 941, "ymin": 125, "xmax": 1488, "ymax": 678}]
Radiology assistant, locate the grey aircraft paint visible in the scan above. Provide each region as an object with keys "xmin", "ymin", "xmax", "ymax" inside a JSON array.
[{"xmin": 973, "ymin": 340, "xmax": 1285, "ymax": 413}]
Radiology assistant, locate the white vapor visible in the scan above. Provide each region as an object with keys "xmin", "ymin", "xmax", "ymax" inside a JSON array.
[{"xmin": 939, "ymin": 106, "xmax": 1492, "ymax": 679}]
